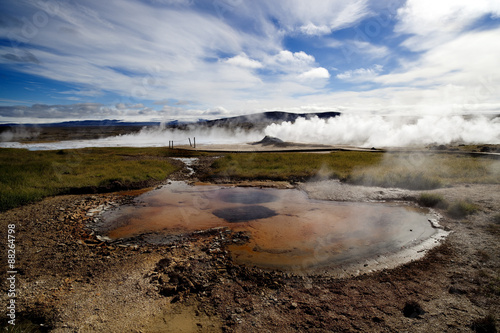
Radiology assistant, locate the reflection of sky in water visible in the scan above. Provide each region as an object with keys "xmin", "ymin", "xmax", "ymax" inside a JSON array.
[{"xmin": 100, "ymin": 182, "xmax": 437, "ymax": 272}]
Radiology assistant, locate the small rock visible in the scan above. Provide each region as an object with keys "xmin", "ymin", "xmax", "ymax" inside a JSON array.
[{"xmin": 96, "ymin": 235, "xmax": 112, "ymax": 242}]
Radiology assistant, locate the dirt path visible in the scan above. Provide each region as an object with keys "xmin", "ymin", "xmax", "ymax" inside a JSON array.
[{"xmin": 0, "ymin": 159, "xmax": 499, "ymax": 332}]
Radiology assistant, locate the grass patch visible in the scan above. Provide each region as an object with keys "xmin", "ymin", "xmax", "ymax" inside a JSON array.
[
  {"xmin": 417, "ymin": 193, "xmax": 448, "ymax": 208},
  {"xmin": 349, "ymin": 152, "xmax": 499, "ymax": 190},
  {"xmin": 209, "ymin": 151, "xmax": 383, "ymax": 182},
  {"xmin": 3, "ymin": 148, "xmax": 498, "ymax": 212},
  {"xmin": 209, "ymin": 151, "xmax": 499, "ymax": 190},
  {"xmin": 351, "ymin": 171, "xmax": 442, "ymax": 190},
  {"xmin": 0, "ymin": 147, "xmax": 202, "ymax": 211},
  {"xmin": 447, "ymin": 200, "xmax": 480, "ymax": 219}
]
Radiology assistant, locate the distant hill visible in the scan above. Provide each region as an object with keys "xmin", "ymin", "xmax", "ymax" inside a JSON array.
[
  {"xmin": 0, "ymin": 111, "xmax": 341, "ymax": 142},
  {"xmin": 0, "ymin": 111, "xmax": 340, "ymax": 129},
  {"xmin": 196, "ymin": 111, "xmax": 340, "ymax": 129},
  {"xmin": 0, "ymin": 119, "xmax": 161, "ymax": 128}
]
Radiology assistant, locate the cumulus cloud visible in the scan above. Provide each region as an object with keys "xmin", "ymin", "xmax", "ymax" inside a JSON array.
[
  {"xmin": 226, "ymin": 53, "xmax": 263, "ymax": 69},
  {"xmin": 299, "ymin": 67, "xmax": 330, "ymax": 80},
  {"xmin": 264, "ymin": 50, "xmax": 316, "ymax": 74}
]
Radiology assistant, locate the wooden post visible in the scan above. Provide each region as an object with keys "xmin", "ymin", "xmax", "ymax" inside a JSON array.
[
  {"xmin": 188, "ymin": 138, "xmax": 192, "ymax": 147},
  {"xmin": 193, "ymin": 137, "xmax": 196, "ymax": 149}
]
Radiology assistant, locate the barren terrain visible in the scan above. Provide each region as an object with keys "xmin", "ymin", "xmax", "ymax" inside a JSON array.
[{"xmin": 1, "ymin": 155, "xmax": 499, "ymax": 333}]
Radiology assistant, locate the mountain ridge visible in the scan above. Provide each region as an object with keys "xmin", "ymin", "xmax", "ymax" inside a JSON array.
[{"xmin": 0, "ymin": 111, "xmax": 341, "ymax": 128}]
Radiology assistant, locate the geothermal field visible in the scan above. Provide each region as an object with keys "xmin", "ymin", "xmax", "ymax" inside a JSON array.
[{"xmin": 1, "ymin": 113, "xmax": 499, "ymax": 332}]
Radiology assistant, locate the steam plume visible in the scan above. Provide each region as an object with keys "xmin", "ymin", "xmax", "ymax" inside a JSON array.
[{"xmin": 264, "ymin": 114, "xmax": 500, "ymax": 147}]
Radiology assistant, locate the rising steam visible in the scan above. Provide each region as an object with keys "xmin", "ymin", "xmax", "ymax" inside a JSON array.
[
  {"xmin": 0, "ymin": 124, "xmax": 263, "ymax": 150},
  {"xmin": 0, "ymin": 114, "xmax": 499, "ymax": 150},
  {"xmin": 264, "ymin": 114, "xmax": 500, "ymax": 147},
  {"xmin": 0, "ymin": 126, "xmax": 40, "ymax": 142}
]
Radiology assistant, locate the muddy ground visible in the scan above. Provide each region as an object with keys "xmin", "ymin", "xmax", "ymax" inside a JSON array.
[{"xmin": 1, "ymin": 157, "xmax": 499, "ymax": 332}]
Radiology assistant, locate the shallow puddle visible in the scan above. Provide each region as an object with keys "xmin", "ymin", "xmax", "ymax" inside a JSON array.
[{"xmin": 99, "ymin": 182, "xmax": 439, "ymax": 273}]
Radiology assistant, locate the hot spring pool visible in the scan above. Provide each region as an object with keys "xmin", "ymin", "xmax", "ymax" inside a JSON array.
[{"xmin": 98, "ymin": 182, "xmax": 446, "ymax": 274}]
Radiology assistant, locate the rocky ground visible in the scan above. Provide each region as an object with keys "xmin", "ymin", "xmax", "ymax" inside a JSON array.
[{"xmin": 1, "ymin": 157, "xmax": 499, "ymax": 332}]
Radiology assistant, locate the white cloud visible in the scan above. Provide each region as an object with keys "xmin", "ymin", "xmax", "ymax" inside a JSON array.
[
  {"xmin": 59, "ymin": 89, "xmax": 103, "ymax": 97},
  {"xmin": 299, "ymin": 67, "xmax": 330, "ymax": 80},
  {"xmin": 337, "ymin": 65, "xmax": 383, "ymax": 81},
  {"xmin": 203, "ymin": 106, "xmax": 231, "ymax": 116},
  {"xmin": 376, "ymin": 28, "xmax": 500, "ymax": 91},
  {"xmin": 264, "ymin": 50, "xmax": 316, "ymax": 74},
  {"xmin": 352, "ymin": 41, "xmax": 389, "ymax": 58},
  {"xmin": 395, "ymin": 0, "xmax": 500, "ymax": 51},
  {"xmin": 226, "ymin": 53, "xmax": 263, "ymax": 69},
  {"xmin": 258, "ymin": 0, "xmax": 371, "ymax": 34},
  {"xmin": 299, "ymin": 23, "xmax": 332, "ymax": 36},
  {"xmin": 116, "ymin": 103, "xmax": 145, "ymax": 110},
  {"xmin": 1, "ymin": 0, "xmax": 499, "ymax": 123},
  {"xmin": 0, "ymin": 0, "xmax": 341, "ymax": 115}
]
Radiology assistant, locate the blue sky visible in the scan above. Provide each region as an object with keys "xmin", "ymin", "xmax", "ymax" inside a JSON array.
[{"xmin": 0, "ymin": 0, "xmax": 499, "ymax": 123}]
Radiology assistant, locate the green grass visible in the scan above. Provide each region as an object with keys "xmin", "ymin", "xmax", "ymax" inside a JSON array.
[
  {"xmin": 209, "ymin": 151, "xmax": 500, "ymax": 190},
  {"xmin": 0, "ymin": 147, "xmax": 203, "ymax": 211},
  {"xmin": 209, "ymin": 151, "xmax": 384, "ymax": 181},
  {"xmin": 349, "ymin": 153, "xmax": 499, "ymax": 190},
  {"xmin": 2, "ymin": 148, "xmax": 499, "ymax": 212},
  {"xmin": 417, "ymin": 193, "xmax": 448, "ymax": 208},
  {"xmin": 447, "ymin": 200, "xmax": 480, "ymax": 219}
]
